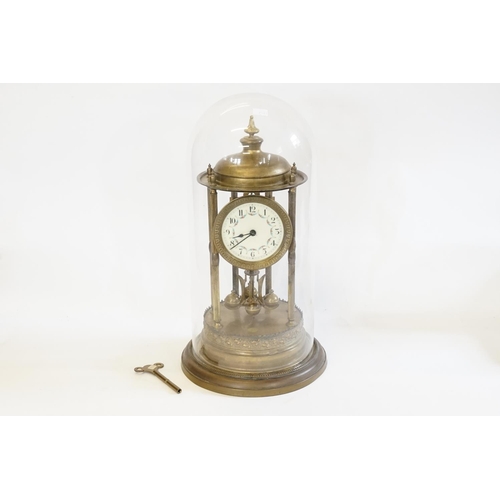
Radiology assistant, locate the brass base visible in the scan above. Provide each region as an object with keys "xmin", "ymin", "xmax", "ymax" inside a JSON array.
[{"xmin": 181, "ymin": 338, "xmax": 327, "ymax": 397}]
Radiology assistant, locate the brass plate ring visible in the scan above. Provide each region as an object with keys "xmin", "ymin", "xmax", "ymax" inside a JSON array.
[{"xmin": 212, "ymin": 195, "xmax": 293, "ymax": 271}]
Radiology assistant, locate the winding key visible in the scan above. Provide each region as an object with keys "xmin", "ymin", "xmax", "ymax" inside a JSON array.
[{"xmin": 134, "ymin": 363, "xmax": 182, "ymax": 394}]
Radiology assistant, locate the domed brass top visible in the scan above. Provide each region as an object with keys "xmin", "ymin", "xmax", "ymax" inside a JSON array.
[{"xmin": 197, "ymin": 116, "xmax": 307, "ymax": 192}]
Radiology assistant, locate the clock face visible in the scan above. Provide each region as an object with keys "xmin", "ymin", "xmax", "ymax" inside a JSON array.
[{"xmin": 213, "ymin": 196, "xmax": 293, "ymax": 270}]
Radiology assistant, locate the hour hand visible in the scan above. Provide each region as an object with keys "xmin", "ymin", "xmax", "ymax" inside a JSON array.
[
  {"xmin": 229, "ymin": 229, "xmax": 256, "ymax": 249},
  {"xmin": 234, "ymin": 230, "xmax": 256, "ymax": 239}
]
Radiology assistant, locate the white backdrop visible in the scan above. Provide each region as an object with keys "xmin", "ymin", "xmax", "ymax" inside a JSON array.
[{"xmin": 1, "ymin": 83, "xmax": 500, "ymax": 415}]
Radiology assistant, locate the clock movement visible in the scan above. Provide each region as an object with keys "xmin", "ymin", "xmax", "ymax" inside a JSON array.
[{"xmin": 181, "ymin": 94, "xmax": 327, "ymax": 396}]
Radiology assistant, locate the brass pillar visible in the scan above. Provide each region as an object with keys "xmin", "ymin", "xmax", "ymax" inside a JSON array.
[
  {"xmin": 208, "ymin": 187, "xmax": 221, "ymax": 326},
  {"xmin": 288, "ymin": 187, "xmax": 296, "ymax": 325},
  {"xmin": 265, "ymin": 191, "xmax": 274, "ymax": 294},
  {"xmin": 230, "ymin": 191, "xmax": 239, "ymax": 295}
]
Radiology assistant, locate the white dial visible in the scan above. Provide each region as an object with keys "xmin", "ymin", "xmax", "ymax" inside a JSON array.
[{"xmin": 214, "ymin": 196, "xmax": 292, "ymax": 270}]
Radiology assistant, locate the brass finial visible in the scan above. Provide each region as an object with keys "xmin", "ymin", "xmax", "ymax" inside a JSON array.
[
  {"xmin": 241, "ymin": 115, "xmax": 263, "ymax": 150},
  {"xmin": 245, "ymin": 115, "xmax": 259, "ymax": 136},
  {"xmin": 207, "ymin": 163, "xmax": 215, "ymax": 184}
]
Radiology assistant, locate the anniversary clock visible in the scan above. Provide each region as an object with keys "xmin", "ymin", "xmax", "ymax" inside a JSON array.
[{"xmin": 181, "ymin": 94, "xmax": 326, "ymax": 396}]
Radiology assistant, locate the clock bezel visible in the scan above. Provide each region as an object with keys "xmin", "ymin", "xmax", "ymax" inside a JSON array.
[{"xmin": 213, "ymin": 195, "xmax": 293, "ymax": 270}]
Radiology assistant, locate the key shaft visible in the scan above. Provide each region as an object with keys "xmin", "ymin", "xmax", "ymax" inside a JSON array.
[{"xmin": 152, "ymin": 369, "xmax": 182, "ymax": 393}]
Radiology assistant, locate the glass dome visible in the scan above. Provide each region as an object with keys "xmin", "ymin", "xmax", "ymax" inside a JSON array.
[{"xmin": 181, "ymin": 93, "xmax": 326, "ymax": 397}]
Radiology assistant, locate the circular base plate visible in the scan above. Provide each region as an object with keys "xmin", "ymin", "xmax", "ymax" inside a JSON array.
[{"xmin": 181, "ymin": 339, "xmax": 327, "ymax": 397}]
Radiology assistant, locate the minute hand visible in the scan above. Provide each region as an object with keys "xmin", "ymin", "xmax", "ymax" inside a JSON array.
[{"xmin": 229, "ymin": 229, "xmax": 256, "ymax": 250}]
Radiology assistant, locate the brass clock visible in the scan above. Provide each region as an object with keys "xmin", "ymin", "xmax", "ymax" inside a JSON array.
[{"xmin": 181, "ymin": 111, "xmax": 327, "ymax": 397}]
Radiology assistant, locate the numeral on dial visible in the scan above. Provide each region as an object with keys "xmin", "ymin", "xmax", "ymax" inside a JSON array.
[{"xmin": 259, "ymin": 245, "xmax": 269, "ymax": 256}]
